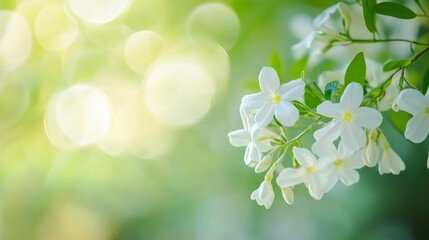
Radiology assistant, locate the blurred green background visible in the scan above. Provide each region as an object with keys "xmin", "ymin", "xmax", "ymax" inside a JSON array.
[{"xmin": 0, "ymin": 0, "xmax": 428, "ymax": 239}]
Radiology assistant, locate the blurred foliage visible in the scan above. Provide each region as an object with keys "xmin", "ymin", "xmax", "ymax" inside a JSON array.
[{"xmin": 0, "ymin": 0, "xmax": 428, "ymax": 240}]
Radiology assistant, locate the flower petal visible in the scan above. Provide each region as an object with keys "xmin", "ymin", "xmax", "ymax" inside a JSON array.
[
  {"xmin": 396, "ymin": 89, "xmax": 426, "ymax": 115},
  {"xmin": 254, "ymin": 103, "xmax": 275, "ymax": 127},
  {"xmin": 259, "ymin": 67, "xmax": 280, "ymax": 94},
  {"xmin": 279, "ymin": 79, "xmax": 305, "ymax": 101},
  {"xmin": 378, "ymin": 147, "xmax": 405, "ymax": 175},
  {"xmin": 341, "ymin": 123, "xmax": 366, "ymax": 151},
  {"xmin": 316, "ymin": 101, "xmax": 342, "ymax": 118},
  {"xmin": 313, "ymin": 120, "xmax": 341, "ymax": 142},
  {"xmin": 241, "ymin": 93, "xmax": 267, "ymax": 112},
  {"xmin": 354, "ymin": 107, "xmax": 382, "ymax": 129},
  {"xmin": 292, "ymin": 147, "xmax": 317, "ymax": 167},
  {"xmin": 228, "ymin": 129, "xmax": 250, "ymax": 147},
  {"xmin": 276, "ymin": 168, "xmax": 306, "ymax": 187},
  {"xmin": 336, "ymin": 169, "xmax": 359, "ymax": 186},
  {"xmin": 244, "ymin": 142, "xmax": 260, "ymax": 165},
  {"xmin": 405, "ymin": 115, "xmax": 429, "ymax": 143},
  {"xmin": 340, "ymin": 82, "xmax": 363, "ymax": 109},
  {"xmin": 274, "ymin": 101, "xmax": 299, "ymax": 126},
  {"xmin": 307, "ymin": 174, "xmax": 326, "ymax": 200},
  {"xmin": 312, "ymin": 141, "xmax": 339, "ymax": 160}
]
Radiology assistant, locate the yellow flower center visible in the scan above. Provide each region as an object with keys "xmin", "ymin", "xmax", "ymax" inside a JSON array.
[
  {"xmin": 425, "ymin": 106, "xmax": 429, "ymax": 114},
  {"xmin": 306, "ymin": 166, "xmax": 314, "ymax": 173},
  {"xmin": 343, "ymin": 112, "xmax": 352, "ymax": 122},
  {"xmin": 334, "ymin": 159, "xmax": 344, "ymax": 168},
  {"xmin": 271, "ymin": 94, "xmax": 281, "ymax": 104}
]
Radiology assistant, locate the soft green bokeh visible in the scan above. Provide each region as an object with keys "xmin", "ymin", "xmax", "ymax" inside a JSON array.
[{"xmin": 0, "ymin": 0, "xmax": 428, "ymax": 239}]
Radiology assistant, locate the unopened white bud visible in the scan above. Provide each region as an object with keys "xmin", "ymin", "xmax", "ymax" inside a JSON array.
[
  {"xmin": 338, "ymin": 2, "xmax": 351, "ymax": 31},
  {"xmin": 255, "ymin": 153, "xmax": 273, "ymax": 173},
  {"xmin": 364, "ymin": 129, "xmax": 379, "ymax": 167},
  {"xmin": 281, "ymin": 187, "xmax": 294, "ymax": 205}
]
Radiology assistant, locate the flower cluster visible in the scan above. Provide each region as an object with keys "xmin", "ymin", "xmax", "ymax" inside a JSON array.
[{"xmin": 229, "ymin": 0, "xmax": 429, "ymax": 209}]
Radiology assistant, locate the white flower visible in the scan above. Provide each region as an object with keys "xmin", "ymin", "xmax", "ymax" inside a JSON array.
[
  {"xmin": 312, "ymin": 141, "xmax": 364, "ymax": 192},
  {"xmin": 363, "ymin": 128, "xmax": 380, "ymax": 167},
  {"xmin": 291, "ymin": 3, "xmax": 349, "ymax": 59},
  {"xmin": 378, "ymin": 84, "xmax": 400, "ymax": 112},
  {"xmin": 228, "ymin": 108, "xmax": 276, "ymax": 165},
  {"xmin": 395, "ymin": 88, "xmax": 429, "ymax": 143},
  {"xmin": 276, "ymin": 147, "xmax": 327, "ymax": 200},
  {"xmin": 244, "ymin": 66, "xmax": 305, "ymax": 128},
  {"xmin": 314, "ymin": 82, "xmax": 383, "ymax": 151},
  {"xmin": 378, "ymin": 133, "xmax": 405, "ymax": 175},
  {"xmin": 251, "ymin": 180, "xmax": 275, "ymax": 209}
]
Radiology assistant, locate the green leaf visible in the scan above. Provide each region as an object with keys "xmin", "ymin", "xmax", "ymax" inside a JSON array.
[
  {"xmin": 388, "ymin": 110, "xmax": 412, "ymax": 134},
  {"xmin": 383, "ymin": 59, "xmax": 411, "ymax": 72},
  {"xmin": 324, "ymin": 81, "xmax": 339, "ymax": 100},
  {"xmin": 304, "ymin": 83, "xmax": 324, "ymax": 109},
  {"xmin": 362, "ymin": 0, "xmax": 377, "ymax": 33},
  {"xmin": 422, "ymin": 68, "xmax": 429, "ymax": 94},
  {"xmin": 269, "ymin": 52, "xmax": 284, "ymax": 80},
  {"xmin": 345, "ymin": 52, "xmax": 366, "ymax": 87},
  {"xmin": 374, "ymin": 2, "xmax": 417, "ymax": 19}
]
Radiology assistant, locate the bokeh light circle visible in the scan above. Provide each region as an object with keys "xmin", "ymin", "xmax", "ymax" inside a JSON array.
[
  {"xmin": 46, "ymin": 84, "xmax": 112, "ymax": 147},
  {"xmin": 0, "ymin": 11, "xmax": 32, "ymax": 71},
  {"xmin": 144, "ymin": 59, "xmax": 215, "ymax": 128},
  {"xmin": 187, "ymin": 3, "xmax": 240, "ymax": 50},
  {"xmin": 67, "ymin": 0, "xmax": 131, "ymax": 24},
  {"xmin": 35, "ymin": 4, "xmax": 79, "ymax": 52},
  {"xmin": 124, "ymin": 31, "xmax": 165, "ymax": 75}
]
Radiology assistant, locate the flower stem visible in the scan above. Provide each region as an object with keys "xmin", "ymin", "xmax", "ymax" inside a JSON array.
[
  {"xmin": 289, "ymin": 117, "xmax": 322, "ymax": 143},
  {"xmin": 349, "ymin": 38, "xmax": 429, "ymax": 46}
]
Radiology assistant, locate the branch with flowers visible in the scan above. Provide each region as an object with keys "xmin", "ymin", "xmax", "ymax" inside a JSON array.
[{"xmin": 228, "ymin": 0, "xmax": 429, "ymax": 209}]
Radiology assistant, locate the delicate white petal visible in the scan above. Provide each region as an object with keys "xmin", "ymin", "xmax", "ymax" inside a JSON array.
[
  {"xmin": 259, "ymin": 67, "xmax": 280, "ymax": 94},
  {"xmin": 341, "ymin": 123, "xmax": 366, "ymax": 151},
  {"xmin": 292, "ymin": 147, "xmax": 317, "ymax": 168},
  {"xmin": 279, "ymin": 79, "xmax": 305, "ymax": 101},
  {"xmin": 313, "ymin": 120, "xmax": 341, "ymax": 142},
  {"xmin": 228, "ymin": 129, "xmax": 250, "ymax": 147},
  {"xmin": 263, "ymin": 191, "xmax": 275, "ymax": 209},
  {"xmin": 254, "ymin": 103, "xmax": 275, "ymax": 127},
  {"xmin": 253, "ymin": 127, "xmax": 276, "ymax": 152},
  {"xmin": 239, "ymin": 107, "xmax": 252, "ymax": 131},
  {"xmin": 316, "ymin": 101, "xmax": 342, "ymax": 118},
  {"xmin": 274, "ymin": 101, "xmax": 299, "ymax": 126},
  {"xmin": 276, "ymin": 168, "xmax": 306, "ymax": 187},
  {"xmin": 312, "ymin": 141, "xmax": 338, "ymax": 159},
  {"xmin": 396, "ymin": 89, "xmax": 426, "ymax": 115},
  {"xmin": 241, "ymin": 93, "xmax": 267, "ymax": 112},
  {"xmin": 322, "ymin": 171, "xmax": 337, "ymax": 193},
  {"xmin": 313, "ymin": 4, "xmax": 337, "ymax": 27},
  {"xmin": 404, "ymin": 115, "xmax": 429, "ymax": 143},
  {"xmin": 354, "ymin": 107, "xmax": 383, "ymax": 129},
  {"xmin": 340, "ymin": 82, "xmax": 363, "ymax": 109},
  {"xmin": 337, "ymin": 169, "xmax": 359, "ymax": 186},
  {"xmin": 307, "ymin": 174, "xmax": 326, "ymax": 200},
  {"xmin": 281, "ymin": 187, "xmax": 294, "ymax": 205},
  {"xmin": 259, "ymin": 181, "xmax": 271, "ymax": 199},
  {"xmin": 378, "ymin": 147, "xmax": 405, "ymax": 175},
  {"xmin": 244, "ymin": 143, "xmax": 260, "ymax": 165}
]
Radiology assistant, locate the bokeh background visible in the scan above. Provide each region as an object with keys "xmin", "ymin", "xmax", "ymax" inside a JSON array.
[{"xmin": 0, "ymin": 0, "xmax": 428, "ymax": 239}]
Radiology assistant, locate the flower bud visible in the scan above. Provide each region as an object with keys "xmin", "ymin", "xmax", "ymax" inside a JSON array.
[
  {"xmin": 338, "ymin": 2, "xmax": 351, "ymax": 32},
  {"xmin": 281, "ymin": 187, "xmax": 294, "ymax": 205},
  {"xmin": 255, "ymin": 153, "xmax": 273, "ymax": 173},
  {"xmin": 364, "ymin": 129, "xmax": 379, "ymax": 167}
]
